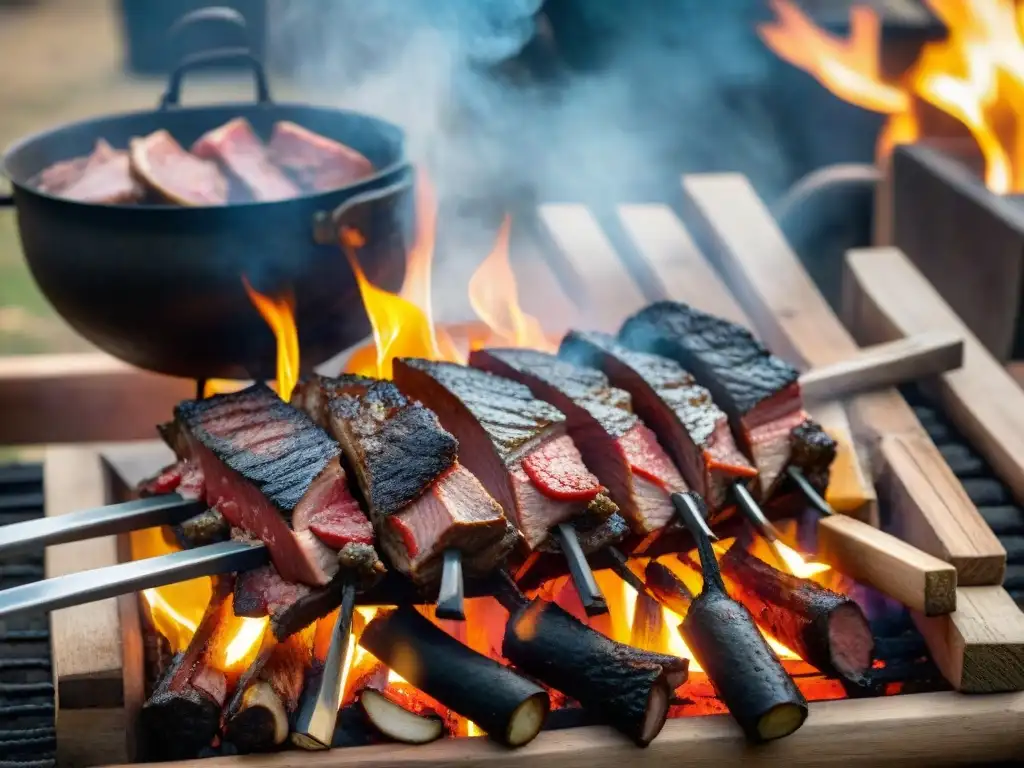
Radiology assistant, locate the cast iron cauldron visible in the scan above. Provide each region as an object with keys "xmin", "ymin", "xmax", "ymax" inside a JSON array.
[{"xmin": 0, "ymin": 7, "xmax": 413, "ymax": 381}]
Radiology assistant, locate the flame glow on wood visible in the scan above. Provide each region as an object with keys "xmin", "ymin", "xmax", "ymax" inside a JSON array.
[{"xmin": 760, "ymin": 0, "xmax": 1024, "ymax": 193}]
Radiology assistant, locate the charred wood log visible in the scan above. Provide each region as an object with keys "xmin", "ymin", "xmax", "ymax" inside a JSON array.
[
  {"xmin": 360, "ymin": 605, "xmax": 549, "ymax": 747},
  {"xmin": 720, "ymin": 542, "xmax": 876, "ymax": 687},
  {"xmin": 138, "ymin": 578, "xmax": 233, "ymax": 761},
  {"xmin": 644, "ymin": 560, "xmax": 694, "ymax": 617},
  {"xmin": 502, "ymin": 598, "xmax": 687, "ymax": 747},
  {"xmin": 672, "ymin": 492, "xmax": 807, "ymax": 743},
  {"xmin": 359, "ymin": 689, "xmax": 446, "ymax": 744}
]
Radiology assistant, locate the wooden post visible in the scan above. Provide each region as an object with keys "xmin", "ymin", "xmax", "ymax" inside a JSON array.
[
  {"xmin": 680, "ymin": 173, "xmax": 1005, "ymax": 588},
  {"xmin": 845, "ymin": 246, "xmax": 1024, "ymax": 517}
]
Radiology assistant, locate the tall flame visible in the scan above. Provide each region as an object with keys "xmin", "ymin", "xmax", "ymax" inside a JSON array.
[
  {"xmin": 242, "ymin": 277, "xmax": 300, "ymax": 401},
  {"xmin": 760, "ymin": 0, "xmax": 1024, "ymax": 193},
  {"xmin": 467, "ymin": 215, "xmax": 555, "ymax": 351}
]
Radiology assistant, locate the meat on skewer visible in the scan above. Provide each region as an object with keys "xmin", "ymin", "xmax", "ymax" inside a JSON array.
[
  {"xmin": 163, "ymin": 383, "xmax": 384, "ymax": 588},
  {"xmin": 559, "ymin": 331, "xmax": 756, "ymax": 516},
  {"xmin": 290, "ymin": 375, "xmax": 514, "ymax": 587},
  {"xmin": 469, "ymin": 348, "xmax": 687, "ymax": 535},
  {"xmin": 619, "ymin": 302, "xmax": 835, "ymax": 500}
]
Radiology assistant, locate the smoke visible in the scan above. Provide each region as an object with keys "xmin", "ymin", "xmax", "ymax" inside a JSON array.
[{"xmin": 266, "ymin": 0, "xmax": 792, "ymax": 312}]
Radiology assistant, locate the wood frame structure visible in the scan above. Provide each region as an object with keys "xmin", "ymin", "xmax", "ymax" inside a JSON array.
[{"xmin": 36, "ymin": 175, "xmax": 1024, "ymax": 766}]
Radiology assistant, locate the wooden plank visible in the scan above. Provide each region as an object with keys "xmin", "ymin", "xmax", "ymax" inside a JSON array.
[
  {"xmin": 105, "ymin": 692, "xmax": 1024, "ymax": 768},
  {"xmin": 681, "ymin": 174, "xmax": 1005, "ymax": 586},
  {"xmin": 537, "ymin": 204, "xmax": 648, "ymax": 330},
  {"xmin": 799, "ymin": 332, "xmax": 964, "ymax": 403},
  {"xmin": 846, "ymin": 246, "xmax": 1024, "ymax": 515},
  {"xmin": 913, "ymin": 586, "xmax": 1024, "ymax": 692},
  {"xmin": 817, "ymin": 513, "xmax": 956, "ymax": 616},
  {"xmin": 616, "ymin": 203, "xmax": 876, "ymax": 522},
  {"xmin": 44, "ymin": 445, "xmax": 124, "ymax": 711},
  {"xmin": 0, "ymin": 353, "xmax": 193, "ymax": 445}
]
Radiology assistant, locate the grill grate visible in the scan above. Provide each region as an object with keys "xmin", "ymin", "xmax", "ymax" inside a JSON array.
[{"xmin": 0, "ymin": 463, "xmax": 55, "ymax": 768}]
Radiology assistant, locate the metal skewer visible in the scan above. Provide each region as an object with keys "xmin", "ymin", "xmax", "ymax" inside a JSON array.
[
  {"xmin": 555, "ymin": 522, "xmax": 608, "ymax": 616},
  {"xmin": 729, "ymin": 482, "xmax": 793, "ymax": 571},
  {"xmin": 435, "ymin": 548, "xmax": 465, "ymax": 621},
  {"xmin": 291, "ymin": 578, "xmax": 357, "ymax": 750},
  {"xmin": 0, "ymin": 494, "xmax": 202, "ymax": 557},
  {"xmin": 0, "ymin": 540, "xmax": 268, "ymax": 620},
  {"xmin": 786, "ymin": 465, "xmax": 834, "ymax": 517}
]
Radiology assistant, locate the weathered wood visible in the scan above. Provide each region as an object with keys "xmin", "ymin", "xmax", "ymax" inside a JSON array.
[
  {"xmin": 680, "ymin": 174, "xmax": 1005, "ymax": 586},
  {"xmin": 912, "ymin": 586, "xmax": 1024, "ymax": 693},
  {"xmin": 846, "ymin": 246, "xmax": 1024, "ymax": 518},
  {"xmin": 887, "ymin": 141, "xmax": 1024, "ymax": 359},
  {"xmin": 615, "ymin": 202, "xmax": 876, "ymax": 522},
  {"xmin": 104, "ymin": 692, "xmax": 1024, "ymax": 768},
  {"xmin": 0, "ymin": 353, "xmax": 193, "ymax": 445},
  {"xmin": 799, "ymin": 332, "xmax": 964, "ymax": 403}
]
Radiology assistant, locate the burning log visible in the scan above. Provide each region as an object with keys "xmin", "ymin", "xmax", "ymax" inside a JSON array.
[
  {"xmin": 672, "ymin": 492, "xmax": 808, "ymax": 743},
  {"xmin": 720, "ymin": 542, "xmax": 875, "ymax": 687},
  {"xmin": 138, "ymin": 578, "xmax": 234, "ymax": 761},
  {"xmin": 644, "ymin": 561, "xmax": 693, "ymax": 617},
  {"xmin": 359, "ymin": 605, "xmax": 549, "ymax": 747},
  {"xmin": 224, "ymin": 629, "xmax": 314, "ymax": 753},
  {"xmin": 502, "ymin": 598, "xmax": 687, "ymax": 747},
  {"xmin": 359, "ymin": 689, "xmax": 446, "ymax": 745}
]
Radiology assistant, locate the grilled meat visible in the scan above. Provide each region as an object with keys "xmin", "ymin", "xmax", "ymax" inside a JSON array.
[
  {"xmin": 130, "ymin": 130, "xmax": 229, "ymax": 206},
  {"xmin": 37, "ymin": 138, "xmax": 145, "ymax": 204},
  {"xmin": 293, "ymin": 375, "xmax": 512, "ymax": 583},
  {"xmin": 470, "ymin": 348, "xmax": 686, "ymax": 534},
  {"xmin": 559, "ymin": 331, "xmax": 756, "ymax": 513},
  {"xmin": 173, "ymin": 383, "xmax": 381, "ymax": 586},
  {"xmin": 619, "ymin": 302, "xmax": 835, "ymax": 497},
  {"xmin": 393, "ymin": 358, "xmax": 624, "ymax": 552},
  {"xmin": 192, "ymin": 118, "xmax": 300, "ymax": 202},
  {"xmin": 267, "ymin": 121, "xmax": 374, "ymax": 192}
]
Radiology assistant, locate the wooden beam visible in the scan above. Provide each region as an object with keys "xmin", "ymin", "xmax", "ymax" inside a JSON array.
[
  {"xmin": 799, "ymin": 332, "xmax": 964, "ymax": 403},
  {"xmin": 0, "ymin": 353, "xmax": 193, "ymax": 445},
  {"xmin": 616, "ymin": 203, "xmax": 876, "ymax": 522},
  {"xmin": 681, "ymin": 174, "xmax": 1005, "ymax": 587},
  {"xmin": 120, "ymin": 692, "xmax": 1024, "ymax": 768},
  {"xmin": 846, "ymin": 246, "xmax": 1024, "ymax": 516},
  {"xmin": 913, "ymin": 586, "xmax": 1024, "ymax": 692}
]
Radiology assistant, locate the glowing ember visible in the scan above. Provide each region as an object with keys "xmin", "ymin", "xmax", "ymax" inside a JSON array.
[
  {"xmin": 220, "ymin": 618, "xmax": 269, "ymax": 668},
  {"xmin": 760, "ymin": 0, "xmax": 1024, "ymax": 193},
  {"xmin": 242, "ymin": 277, "xmax": 300, "ymax": 400}
]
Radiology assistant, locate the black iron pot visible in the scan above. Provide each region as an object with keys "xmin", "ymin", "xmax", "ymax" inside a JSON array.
[{"xmin": 0, "ymin": 7, "xmax": 413, "ymax": 381}]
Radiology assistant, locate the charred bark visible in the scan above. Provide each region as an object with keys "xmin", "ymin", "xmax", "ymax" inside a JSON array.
[
  {"xmin": 502, "ymin": 598, "xmax": 687, "ymax": 746},
  {"xmin": 671, "ymin": 496, "xmax": 808, "ymax": 743},
  {"xmin": 360, "ymin": 605, "xmax": 549, "ymax": 747},
  {"xmin": 720, "ymin": 543, "xmax": 875, "ymax": 687},
  {"xmin": 644, "ymin": 560, "xmax": 694, "ymax": 617}
]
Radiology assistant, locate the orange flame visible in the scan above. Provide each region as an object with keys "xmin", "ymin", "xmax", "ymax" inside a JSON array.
[
  {"xmin": 242, "ymin": 277, "xmax": 300, "ymax": 401},
  {"xmin": 467, "ymin": 215, "xmax": 555, "ymax": 351},
  {"xmin": 772, "ymin": 539, "xmax": 832, "ymax": 579},
  {"xmin": 760, "ymin": 0, "xmax": 1024, "ymax": 193}
]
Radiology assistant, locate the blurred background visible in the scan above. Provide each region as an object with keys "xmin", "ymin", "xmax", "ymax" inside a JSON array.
[{"xmin": 0, "ymin": 0, "xmax": 934, "ymax": 358}]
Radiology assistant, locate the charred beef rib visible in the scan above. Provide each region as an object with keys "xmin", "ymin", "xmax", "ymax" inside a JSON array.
[
  {"xmin": 192, "ymin": 117, "xmax": 300, "ymax": 202},
  {"xmin": 292, "ymin": 375, "xmax": 513, "ymax": 583},
  {"xmin": 470, "ymin": 348, "xmax": 686, "ymax": 535},
  {"xmin": 170, "ymin": 383, "xmax": 382, "ymax": 587},
  {"xmin": 392, "ymin": 359, "xmax": 625, "ymax": 554},
  {"xmin": 267, "ymin": 121, "xmax": 375, "ymax": 192},
  {"xmin": 559, "ymin": 331, "xmax": 756, "ymax": 514},
  {"xmin": 618, "ymin": 302, "xmax": 835, "ymax": 497}
]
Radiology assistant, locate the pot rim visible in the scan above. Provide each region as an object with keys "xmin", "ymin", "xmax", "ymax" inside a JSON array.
[{"xmin": 0, "ymin": 101, "xmax": 411, "ymax": 212}]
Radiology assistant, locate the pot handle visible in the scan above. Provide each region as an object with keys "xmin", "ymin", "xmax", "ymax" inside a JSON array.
[
  {"xmin": 0, "ymin": 194, "xmax": 12, "ymax": 208},
  {"xmin": 313, "ymin": 174, "xmax": 416, "ymax": 246},
  {"xmin": 159, "ymin": 6, "xmax": 272, "ymax": 110}
]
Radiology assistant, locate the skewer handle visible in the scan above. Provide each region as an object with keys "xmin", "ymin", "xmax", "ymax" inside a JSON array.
[
  {"xmin": 292, "ymin": 580, "xmax": 357, "ymax": 750},
  {"xmin": 0, "ymin": 494, "xmax": 203, "ymax": 557},
  {"xmin": 0, "ymin": 540, "xmax": 268, "ymax": 620},
  {"xmin": 555, "ymin": 523, "xmax": 607, "ymax": 616},
  {"xmin": 732, "ymin": 483, "xmax": 781, "ymax": 542},
  {"xmin": 435, "ymin": 548, "xmax": 465, "ymax": 621}
]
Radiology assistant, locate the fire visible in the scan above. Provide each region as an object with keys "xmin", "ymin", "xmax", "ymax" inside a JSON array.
[
  {"xmin": 760, "ymin": 0, "xmax": 1024, "ymax": 193},
  {"xmin": 772, "ymin": 539, "xmax": 832, "ymax": 579},
  {"xmin": 242, "ymin": 277, "xmax": 300, "ymax": 401},
  {"xmin": 344, "ymin": 172, "xmax": 552, "ymax": 378}
]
